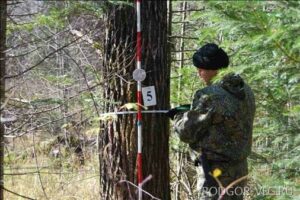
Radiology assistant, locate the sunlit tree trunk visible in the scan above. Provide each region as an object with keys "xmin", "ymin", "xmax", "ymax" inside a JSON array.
[
  {"xmin": 99, "ymin": 3, "xmax": 136, "ymax": 199},
  {"xmin": 99, "ymin": 1, "xmax": 170, "ymax": 199},
  {"xmin": 0, "ymin": 1, "xmax": 7, "ymax": 199}
]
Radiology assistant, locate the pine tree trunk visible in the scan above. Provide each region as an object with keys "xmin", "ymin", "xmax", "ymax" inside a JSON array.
[
  {"xmin": 0, "ymin": 1, "xmax": 6, "ymax": 199},
  {"xmin": 99, "ymin": 1, "xmax": 170, "ymax": 200},
  {"xmin": 99, "ymin": 3, "xmax": 138, "ymax": 199},
  {"xmin": 140, "ymin": 1, "xmax": 170, "ymax": 199}
]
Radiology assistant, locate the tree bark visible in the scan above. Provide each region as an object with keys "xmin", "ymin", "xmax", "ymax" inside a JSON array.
[
  {"xmin": 0, "ymin": 1, "xmax": 7, "ymax": 199},
  {"xmin": 99, "ymin": 1, "xmax": 170, "ymax": 200},
  {"xmin": 140, "ymin": 1, "xmax": 170, "ymax": 200},
  {"xmin": 99, "ymin": 3, "xmax": 136, "ymax": 199}
]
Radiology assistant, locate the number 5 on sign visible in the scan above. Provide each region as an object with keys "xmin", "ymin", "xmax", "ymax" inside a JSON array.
[{"xmin": 142, "ymin": 86, "xmax": 157, "ymax": 106}]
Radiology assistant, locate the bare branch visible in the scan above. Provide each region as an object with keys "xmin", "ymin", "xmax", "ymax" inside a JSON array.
[
  {"xmin": 172, "ymin": 8, "xmax": 205, "ymax": 13},
  {"xmin": 171, "ymin": 49, "xmax": 197, "ymax": 53},
  {"xmin": 172, "ymin": 21, "xmax": 190, "ymax": 24},
  {"xmin": 8, "ymin": 12, "xmax": 39, "ymax": 17},
  {"xmin": 169, "ymin": 35, "xmax": 198, "ymax": 40},
  {"xmin": 6, "ymin": 46, "xmax": 41, "ymax": 58},
  {"xmin": 32, "ymin": 131, "xmax": 49, "ymax": 200},
  {"xmin": 171, "ymin": 58, "xmax": 190, "ymax": 62},
  {"xmin": 69, "ymin": 28, "xmax": 102, "ymax": 56},
  {"xmin": 1, "ymin": 186, "xmax": 36, "ymax": 200},
  {"xmin": 118, "ymin": 177, "xmax": 161, "ymax": 200},
  {"xmin": 5, "ymin": 109, "xmax": 83, "ymax": 137},
  {"xmin": 4, "ymin": 34, "xmax": 86, "ymax": 80}
]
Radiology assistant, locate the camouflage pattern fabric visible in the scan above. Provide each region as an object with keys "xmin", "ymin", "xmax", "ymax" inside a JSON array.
[{"xmin": 174, "ymin": 73, "xmax": 255, "ymax": 200}]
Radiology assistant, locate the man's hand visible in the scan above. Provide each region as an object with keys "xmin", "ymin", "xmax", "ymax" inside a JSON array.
[{"xmin": 166, "ymin": 104, "xmax": 191, "ymax": 120}]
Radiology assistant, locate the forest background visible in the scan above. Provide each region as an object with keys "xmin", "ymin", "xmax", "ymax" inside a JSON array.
[{"xmin": 1, "ymin": 1, "xmax": 299, "ymax": 200}]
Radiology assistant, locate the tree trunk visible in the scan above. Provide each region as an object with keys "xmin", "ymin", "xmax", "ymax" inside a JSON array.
[
  {"xmin": 99, "ymin": 3, "xmax": 136, "ymax": 199},
  {"xmin": 0, "ymin": 1, "xmax": 6, "ymax": 199},
  {"xmin": 140, "ymin": 1, "xmax": 170, "ymax": 200},
  {"xmin": 99, "ymin": 1, "xmax": 170, "ymax": 200}
]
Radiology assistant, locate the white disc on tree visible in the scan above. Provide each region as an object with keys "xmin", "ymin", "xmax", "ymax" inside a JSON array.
[{"xmin": 133, "ymin": 69, "xmax": 146, "ymax": 82}]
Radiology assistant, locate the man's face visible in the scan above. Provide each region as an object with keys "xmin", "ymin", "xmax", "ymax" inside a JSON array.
[{"xmin": 198, "ymin": 68, "xmax": 218, "ymax": 85}]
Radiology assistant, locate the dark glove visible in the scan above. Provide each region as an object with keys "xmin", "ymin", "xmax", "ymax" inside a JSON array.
[{"xmin": 166, "ymin": 104, "xmax": 191, "ymax": 120}]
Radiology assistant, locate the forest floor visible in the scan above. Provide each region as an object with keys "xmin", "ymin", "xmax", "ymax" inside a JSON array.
[
  {"xmin": 4, "ymin": 135, "xmax": 100, "ymax": 200},
  {"xmin": 4, "ymin": 134, "xmax": 299, "ymax": 200}
]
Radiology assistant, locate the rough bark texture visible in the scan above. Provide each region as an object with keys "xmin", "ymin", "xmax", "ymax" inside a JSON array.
[
  {"xmin": 99, "ymin": 1, "xmax": 170, "ymax": 200},
  {"xmin": 140, "ymin": 1, "xmax": 170, "ymax": 200},
  {"xmin": 99, "ymin": 3, "xmax": 136, "ymax": 199},
  {"xmin": 0, "ymin": 1, "xmax": 6, "ymax": 199}
]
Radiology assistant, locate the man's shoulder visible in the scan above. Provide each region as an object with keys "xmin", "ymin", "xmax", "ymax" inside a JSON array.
[
  {"xmin": 193, "ymin": 85, "xmax": 239, "ymax": 116},
  {"xmin": 193, "ymin": 84, "xmax": 234, "ymax": 104},
  {"xmin": 194, "ymin": 85, "xmax": 225, "ymax": 99}
]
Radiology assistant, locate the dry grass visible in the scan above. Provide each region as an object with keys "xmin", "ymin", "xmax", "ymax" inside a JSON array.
[
  {"xmin": 4, "ymin": 135, "xmax": 100, "ymax": 200},
  {"xmin": 4, "ymin": 164, "xmax": 99, "ymax": 200}
]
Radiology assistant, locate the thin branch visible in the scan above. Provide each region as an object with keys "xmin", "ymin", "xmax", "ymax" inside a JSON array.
[
  {"xmin": 172, "ymin": 21, "xmax": 190, "ymax": 24},
  {"xmin": 1, "ymin": 186, "xmax": 36, "ymax": 200},
  {"xmin": 172, "ymin": 8, "xmax": 205, "ymax": 13},
  {"xmin": 118, "ymin": 178, "xmax": 161, "ymax": 200},
  {"xmin": 32, "ymin": 130, "xmax": 49, "ymax": 200},
  {"xmin": 5, "ymin": 109, "xmax": 83, "ymax": 137},
  {"xmin": 6, "ymin": 46, "xmax": 41, "ymax": 58},
  {"xmin": 69, "ymin": 28, "xmax": 102, "ymax": 56},
  {"xmin": 4, "ymin": 115, "xmax": 33, "ymax": 135},
  {"xmin": 5, "ymin": 29, "xmax": 70, "ymax": 52},
  {"xmin": 0, "ymin": 87, "xmax": 16, "ymax": 110},
  {"xmin": 218, "ymin": 176, "xmax": 248, "ymax": 200},
  {"xmin": 171, "ymin": 49, "xmax": 197, "ymax": 53},
  {"xmin": 5, "ymin": 77, "xmax": 29, "ymax": 93},
  {"xmin": 4, "ymin": 34, "xmax": 86, "ymax": 80},
  {"xmin": 171, "ymin": 58, "xmax": 190, "ymax": 62},
  {"xmin": 169, "ymin": 36, "xmax": 198, "ymax": 40},
  {"xmin": 59, "ymin": 46, "xmax": 101, "ymax": 116},
  {"xmin": 4, "ymin": 166, "xmax": 51, "ymax": 170},
  {"xmin": 8, "ymin": 12, "xmax": 39, "ymax": 17},
  {"xmin": 7, "ymin": 2, "xmax": 24, "ymax": 6},
  {"xmin": 20, "ymin": 105, "xmax": 62, "ymax": 116},
  {"xmin": 4, "ymin": 171, "xmax": 99, "ymax": 176},
  {"xmin": 209, "ymin": 171, "xmax": 248, "ymax": 200}
]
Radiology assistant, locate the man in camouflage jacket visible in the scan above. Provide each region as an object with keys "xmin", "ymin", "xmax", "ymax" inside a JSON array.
[{"xmin": 174, "ymin": 43, "xmax": 255, "ymax": 200}]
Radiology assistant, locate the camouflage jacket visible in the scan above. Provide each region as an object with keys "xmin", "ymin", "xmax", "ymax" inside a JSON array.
[{"xmin": 174, "ymin": 74, "xmax": 255, "ymax": 162}]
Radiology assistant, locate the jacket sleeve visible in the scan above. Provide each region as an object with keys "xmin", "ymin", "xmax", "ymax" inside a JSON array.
[
  {"xmin": 174, "ymin": 110, "xmax": 213, "ymax": 144},
  {"xmin": 174, "ymin": 90, "xmax": 213, "ymax": 144}
]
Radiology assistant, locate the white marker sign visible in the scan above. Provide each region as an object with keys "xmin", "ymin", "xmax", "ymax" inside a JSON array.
[
  {"xmin": 133, "ymin": 68, "xmax": 146, "ymax": 82},
  {"xmin": 142, "ymin": 86, "xmax": 157, "ymax": 106}
]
